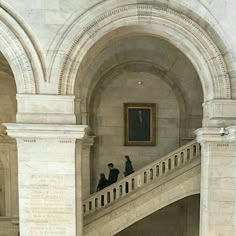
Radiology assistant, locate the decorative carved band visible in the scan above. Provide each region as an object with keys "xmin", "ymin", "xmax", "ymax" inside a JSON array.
[
  {"xmin": 58, "ymin": 3, "xmax": 231, "ymax": 100},
  {"xmin": 0, "ymin": 20, "xmax": 35, "ymax": 93}
]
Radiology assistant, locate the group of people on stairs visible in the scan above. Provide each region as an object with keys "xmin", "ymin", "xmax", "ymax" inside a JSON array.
[{"xmin": 96, "ymin": 155, "xmax": 134, "ymax": 192}]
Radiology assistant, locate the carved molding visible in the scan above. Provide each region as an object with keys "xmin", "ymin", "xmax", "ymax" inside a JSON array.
[
  {"xmin": 195, "ymin": 126, "xmax": 236, "ymax": 143},
  {"xmin": 3, "ymin": 123, "xmax": 87, "ymax": 140},
  {"xmin": 0, "ymin": 20, "xmax": 35, "ymax": 93},
  {"xmin": 0, "ymin": 4, "xmax": 46, "ymax": 94},
  {"xmin": 57, "ymin": 3, "xmax": 231, "ymax": 101}
]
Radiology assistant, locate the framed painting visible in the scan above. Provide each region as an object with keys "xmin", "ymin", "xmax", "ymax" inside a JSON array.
[{"xmin": 124, "ymin": 103, "xmax": 156, "ymax": 146}]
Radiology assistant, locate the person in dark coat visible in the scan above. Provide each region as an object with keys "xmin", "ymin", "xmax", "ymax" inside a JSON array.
[
  {"xmin": 124, "ymin": 155, "xmax": 134, "ymax": 177},
  {"xmin": 107, "ymin": 163, "xmax": 120, "ymax": 185},
  {"xmin": 96, "ymin": 173, "xmax": 108, "ymax": 192}
]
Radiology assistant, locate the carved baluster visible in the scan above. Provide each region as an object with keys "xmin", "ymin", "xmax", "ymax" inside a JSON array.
[
  {"xmin": 89, "ymin": 200, "xmax": 93, "ymax": 212},
  {"xmin": 162, "ymin": 162, "xmax": 166, "ymax": 175},
  {"xmin": 189, "ymin": 146, "xmax": 194, "ymax": 160},
  {"xmin": 113, "ymin": 187, "xmax": 117, "ymax": 201},
  {"xmin": 121, "ymin": 182, "xmax": 126, "ymax": 196},
  {"xmin": 149, "ymin": 168, "xmax": 154, "ymax": 181},
  {"xmin": 96, "ymin": 195, "xmax": 101, "ymax": 209},
  {"xmin": 184, "ymin": 149, "xmax": 188, "ymax": 163},
  {"xmin": 127, "ymin": 178, "xmax": 133, "ymax": 193},
  {"xmin": 107, "ymin": 191, "xmax": 111, "ymax": 204},
  {"xmin": 83, "ymin": 203, "xmax": 87, "ymax": 215},
  {"xmin": 103, "ymin": 192, "xmax": 108, "ymax": 206},
  {"xmin": 119, "ymin": 184, "xmax": 123, "ymax": 198},
  {"xmin": 158, "ymin": 163, "xmax": 163, "ymax": 176},
  {"xmin": 138, "ymin": 173, "xmax": 145, "ymax": 187},
  {"xmin": 180, "ymin": 152, "xmax": 184, "ymax": 164},
  {"xmin": 172, "ymin": 157, "xmax": 174, "ymax": 170},
  {"xmin": 197, "ymin": 143, "xmax": 201, "ymax": 156},
  {"xmin": 187, "ymin": 148, "xmax": 190, "ymax": 161},
  {"xmin": 168, "ymin": 158, "xmax": 172, "ymax": 171},
  {"xmin": 156, "ymin": 165, "xmax": 160, "ymax": 177},
  {"xmin": 135, "ymin": 174, "xmax": 142, "ymax": 188},
  {"xmin": 131, "ymin": 178, "xmax": 135, "ymax": 191},
  {"xmin": 152, "ymin": 165, "xmax": 157, "ymax": 180},
  {"xmin": 146, "ymin": 169, "xmax": 151, "ymax": 183},
  {"xmin": 174, "ymin": 155, "xmax": 178, "ymax": 167},
  {"xmin": 109, "ymin": 189, "xmax": 114, "ymax": 204},
  {"xmin": 100, "ymin": 194, "xmax": 105, "ymax": 207}
]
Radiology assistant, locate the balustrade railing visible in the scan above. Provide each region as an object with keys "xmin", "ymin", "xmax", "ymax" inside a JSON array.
[{"xmin": 83, "ymin": 140, "xmax": 200, "ymax": 216}]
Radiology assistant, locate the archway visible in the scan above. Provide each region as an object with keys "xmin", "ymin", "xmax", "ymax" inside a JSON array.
[
  {"xmin": 0, "ymin": 50, "xmax": 18, "ymax": 220},
  {"xmin": 0, "ymin": 3, "xmax": 45, "ymax": 94},
  {"xmin": 81, "ymin": 35, "xmax": 204, "ymax": 190},
  {"xmin": 48, "ymin": 2, "xmax": 235, "ymax": 197},
  {"xmin": 53, "ymin": 3, "xmax": 232, "ymax": 102}
]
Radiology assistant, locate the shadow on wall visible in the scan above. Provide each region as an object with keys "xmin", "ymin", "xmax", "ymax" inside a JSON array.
[{"xmin": 116, "ymin": 194, "xmax": 200, "ymax": 236}]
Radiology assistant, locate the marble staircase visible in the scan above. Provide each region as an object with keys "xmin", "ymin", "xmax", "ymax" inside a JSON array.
[{"xmin": 83, "ymin": 140, "xmax": 201, "ymax": 236}]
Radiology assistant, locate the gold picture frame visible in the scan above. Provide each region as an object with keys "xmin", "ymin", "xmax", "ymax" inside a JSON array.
[{"xmin": 124, "ymin": 103, "xmax": 156, "ymax": 146}]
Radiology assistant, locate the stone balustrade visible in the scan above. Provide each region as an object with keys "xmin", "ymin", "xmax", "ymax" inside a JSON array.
[{"xmin": 83, "ymin": 140, "xmax": 201, "ymax": 216}]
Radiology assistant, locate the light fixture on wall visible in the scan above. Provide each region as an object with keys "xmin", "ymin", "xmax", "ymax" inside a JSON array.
[
  {"xmin": 219, "ymin": 127, "xmax": 229, "ymax": 136},
  {"xmin": 137, "ymin": 81, "xmax": 143, "ymax": 85}
]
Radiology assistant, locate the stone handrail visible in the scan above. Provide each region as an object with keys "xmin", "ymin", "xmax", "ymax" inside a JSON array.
[{"xmin": 83, "ymin": 140, "xmax": 200, "ymax": 216}]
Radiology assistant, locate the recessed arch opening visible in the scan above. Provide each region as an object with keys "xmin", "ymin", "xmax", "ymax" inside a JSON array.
[{"xmin": 54, "ymin": 3, "xmax": 234, "ymax": 195}]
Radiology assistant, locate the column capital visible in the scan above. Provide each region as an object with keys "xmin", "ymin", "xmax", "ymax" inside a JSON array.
[
  {"xmin": 3, "ymin": 123, "xmax": 87, "ymax": 140},
  {"xmin": 16, "ymin": 94, "xmax": 76, "ymax": 124},
  {"xmin": 226, "ymin": 126, "xmax": 236, "ymax": 142},
  {"xmin": 203, "ymin": 99, "xmax": 236, "ymax": 127},
  {"xmin": 194, "ymin": 127, "xmax": 226, "ymax": 144},
  {"xmin": 195, "ymin": 126, "xmax": 236, "ymax": 144},
  {"xmin": 83, "ymin": 136, "xmax": 96, "ymax": 147}
]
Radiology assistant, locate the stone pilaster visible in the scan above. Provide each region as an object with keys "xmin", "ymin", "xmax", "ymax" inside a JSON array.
[
  {"xmin": 203, "ymin": 100, "xmax": 236, "ymax": 127},
  {"xmin": 4, "ymin": 124, "xmax": 87, "ymax": 236},
  {"xmin": 195, "ymin": 127, "xmax": 236, "ymax": 236},
  {"xmin": 4, "ymin": 94, "xmax": 87, "ymax": 236},
  {"xmin": 81, "ymin": 136, "xmax": 95, "ymax": 198}
]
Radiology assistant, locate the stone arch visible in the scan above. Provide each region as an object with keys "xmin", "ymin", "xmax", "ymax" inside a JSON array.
[
  {"xmin": 51, "ymin": 2, "xmax": 233, "ymax": 102},
  {"xmin": 86, "ymin": 61, "xmax": 187, "ymax": 136},
  {"xmin": 0, "ymin": 4, "xmax": 45, "ymax": 94}
]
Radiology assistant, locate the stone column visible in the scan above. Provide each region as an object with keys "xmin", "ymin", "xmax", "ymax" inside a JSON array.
[
  {"xmin": 195, "ymin": 127, "xmax": 236, "ymax": 236},
  {"xmin": 4, "ymin": 94, "xmax": 87, "ymax": 236},
  {"xmin": 4, "ymin": 124, "xmax": 86, "ymax": 236},
  {"xmin": 81, "ymin": 136, "xmax": 95, "ymax": 198}
]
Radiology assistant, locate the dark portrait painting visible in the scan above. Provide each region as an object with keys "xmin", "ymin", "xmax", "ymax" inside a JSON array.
[{"xmin": 124, "ymin": 103, "xmax": 156, "ymax": 146}]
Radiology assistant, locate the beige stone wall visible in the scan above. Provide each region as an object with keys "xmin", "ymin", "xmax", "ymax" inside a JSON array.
[
  {"xmin": 0, "ymin": 1, "xmax": 235, "ymax": 235},
  {"xmin": 116, "ymin": 194, "xmax": 200, "ymax": 236},
  {"xmin": 6, "ymin": 0, "xmax": 236, "ymax": 59},
  {"xmin": 90, "ymin": 71, "xmax": 180, "ymax": 190},
  {"xmin": 86, "ymin": 36, "xmax": 203, "ymax": 191},
  {"xmin": 78, "ymin": 36, "xmax": 203, "ymax": 138},
  {"xmin": 0, "ymin": 54, "xmax": 18, "ymax": 234}
]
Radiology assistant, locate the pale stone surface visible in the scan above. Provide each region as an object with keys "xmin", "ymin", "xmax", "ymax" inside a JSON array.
[
  {"xmin": 117, "ymin": 194, "xmax": 200, "ymax": 236},
  {"xmin": 16, "ymin": 94, "xmax": 76, "ymax": 124},
  {"xmin": 0, "ymin": 0, "xmax": 236, "ymax": 235},
  {"xmin": 195, "ymin": 127, "xmax": 236, "ymax": 236},
  {"xmin": 0, "ymin": 53, "xmax": 19, "ymax": 235},
  {"xmin": 203, "ymin": 100, "xmax": 236, "ymax": 127},
  {"xmin": 77, "ymin": 36, "xmax": 203, "ymax": 140},
  {"xmin": 81, "ymin": 136, "xmax": 95, "ymax": 198},
  {"xmin": 90, "ymin": 71, "xmax": 180, "ymax": 190},
  {"xmin": 4, "ymin": 124, "xmax": 87, "ymax": 236},
  {"xmin": 84, "ymin": 158, "xmax": 200, "ymax": 235}
]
